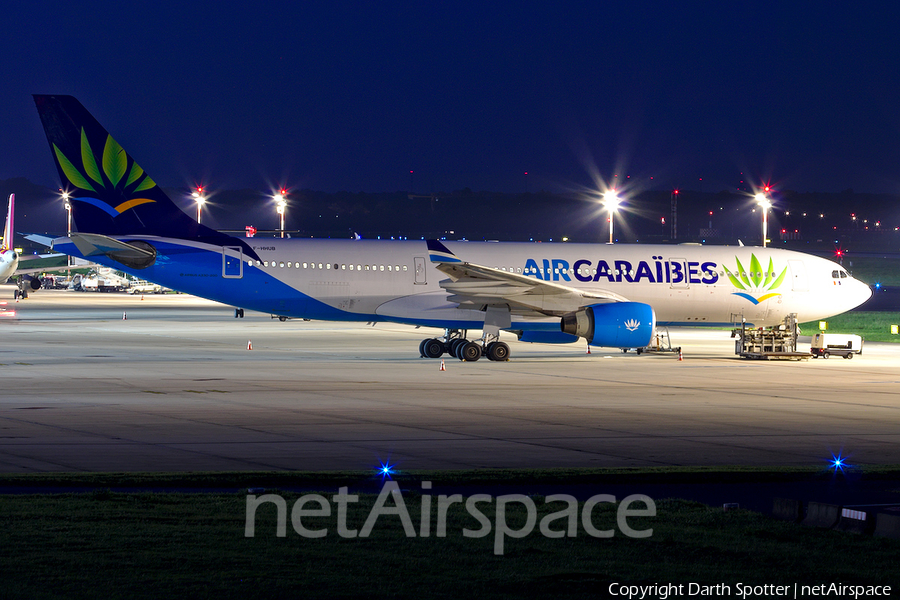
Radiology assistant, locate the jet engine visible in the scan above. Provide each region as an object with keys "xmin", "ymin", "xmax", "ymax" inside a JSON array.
[
  {"xmin": 560, "ymin": 302, "xmax": 656, "ymax": 348},
  {"xmin": 18, "ymin": 274, "xmax": 41, "ymax": 291}
]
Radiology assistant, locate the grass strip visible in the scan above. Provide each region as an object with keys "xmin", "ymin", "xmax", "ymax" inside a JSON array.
[
  {"xmin": 1, "ymin": 490, "xmax": 897, "ymax": 600},
  {"xmin": 801, "ymin": 311, "xmax": 900, "ymax": 343}
]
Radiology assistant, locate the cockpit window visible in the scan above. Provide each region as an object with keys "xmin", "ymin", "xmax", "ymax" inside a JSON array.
[{"xmin": 840, "ymin": 270, "xmax": 848, "ymax": 278}]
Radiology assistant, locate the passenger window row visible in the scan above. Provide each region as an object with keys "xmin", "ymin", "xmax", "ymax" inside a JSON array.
[{"xmin": 250, "ymin": 260, "xmax": 408, "ymax": 273}]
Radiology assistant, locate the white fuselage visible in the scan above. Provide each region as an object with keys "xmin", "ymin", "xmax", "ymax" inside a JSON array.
[
  {"xmin": 57, "ymin": 237, "xmax": 870, "ymax": 331},
  {"xmin": 252, "ymin": 240, "xmax": 869, "ymax": 326}
]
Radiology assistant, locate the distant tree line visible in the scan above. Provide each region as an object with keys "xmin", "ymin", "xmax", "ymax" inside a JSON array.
[{"xmin": 3, "ymin": 177, "xmax": 899, "ymax": 253}]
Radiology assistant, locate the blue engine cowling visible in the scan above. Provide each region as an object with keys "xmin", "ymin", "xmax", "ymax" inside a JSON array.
[{"xmin": 560, "ymin": 302, "xmax": 656, "ymax": 348}]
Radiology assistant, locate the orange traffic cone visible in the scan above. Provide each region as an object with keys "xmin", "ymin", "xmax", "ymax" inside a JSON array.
[
  {"xmin": 678, "ymin": 348, "xmax": 683, "ymax": 361},
  {"xmin": 123, "ymin": 312, "xmax": 127, "ymax": 320},
  {"xmin": 141, "ymin": 294, "xmax": 144, "ymax": 300},
  {"xmin": 439, "ymin": 359, "xmax": 446, "ymax": 371},
  {"xmin": 248, "ymin": 340, "xmax": 253, "ymax": 350},
  {"xmin": 586, "ymin": 344, "xmax": 591, "ymax": 354}
]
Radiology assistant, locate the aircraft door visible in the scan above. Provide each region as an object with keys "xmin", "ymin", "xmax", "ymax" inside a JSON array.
[
  {"xmin": 788, "ymin": 260, "xmax": 808, "ymax": 291},
  {"xmin": 223, "ymin": 246, "xmax": 243, "ymax": 279},
  {"xmin": 668, "ymin": 258, "xmax": 689, "ymax": 288},
  {"xmin": 414, "ymin": 256, "xmax": 427, "ymax": 284}
]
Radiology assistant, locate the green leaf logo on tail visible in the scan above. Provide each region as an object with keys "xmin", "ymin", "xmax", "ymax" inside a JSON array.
[
  {"xmin": 725, "ymin": 254, "xmax": 787, "ymax": 304},
  {"xmin": 53, "ymin": 128, "xmax": 157, "ymax": 217}
]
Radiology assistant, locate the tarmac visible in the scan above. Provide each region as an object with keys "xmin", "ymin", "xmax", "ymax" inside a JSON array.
[{"xmin": 1, "ymin": 286, "xmax": 899, "ymax": 474}]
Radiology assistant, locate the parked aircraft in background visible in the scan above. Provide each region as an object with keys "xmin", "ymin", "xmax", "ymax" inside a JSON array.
[
  {"xmin": 0, "ymin": 195, "xmax": 18, "ymax": 285},
  {"xmin": 0, "ymin": 194, "xmax": 67, "ymax": 299},
  {"xmin": 33, "ymin": 95, "xmax": 872, "ymax": 360}
]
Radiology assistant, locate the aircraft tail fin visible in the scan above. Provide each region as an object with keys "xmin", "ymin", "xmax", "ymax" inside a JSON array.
[
  {"xmin": 1, "ymin": 194, "xmax": 13, "ymax": 251},
  {"xmin": 32, "ymin": 95, "xmax": 217, "ymax": 241}
]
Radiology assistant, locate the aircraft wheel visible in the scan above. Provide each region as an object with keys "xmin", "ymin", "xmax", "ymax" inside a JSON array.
[
  {"xmin": 13, "ymin": 290, "xmax": 18, "ymax": 300},
  {"xmin": 450, "ymin": 339, "xmax": 466, "ymax": 358},
  {"xmin": 278, "ymin": 316, "xmax": 288, "ymax": 322},
  {"xmin": 460, "ymin": 341, "xmax": 482, "ymax": 362},
  {"xmin": 239, "ymin": 309, "xmax": 245, "ymax": 318},
  {"xmin": 423, "ymin": 338, "xmax": 444, "ymax": 359},
  {"xmin": 22, "ymin": 290, "xmax": 27, "ymax": 299},
  {"xmin": 419, "ymin": 339, "xmax": 428, "ymax": 357},
  {"xmin": 486, "ymin": 341, "xmax": 510, "ymax": 362}
]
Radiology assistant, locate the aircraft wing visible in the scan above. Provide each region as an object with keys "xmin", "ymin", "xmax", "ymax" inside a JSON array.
[
  {"xmin": 426, "ymin": 240, "xmax": 629, "ymax": 315},
  {"xmin": 12, "ymin": 253, "xmax": 71, "ymax": 276}
]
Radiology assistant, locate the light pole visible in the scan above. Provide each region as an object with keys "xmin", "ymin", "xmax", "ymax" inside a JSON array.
[
  {"xmin": 61, "ymin": 191, "xmax": 72, "ymax": 236},
  {"xmin": 755, "ymin": 192, "xmax": 771, "ymax": 247},
  {"xmin": 275, "ymin": 189, "xmax": 287, "ymax": 238},
  {"xmin": 603, "ymin": 190, "xmax": 620, "ymax": 244},
  {"xmin": 192, "ymin": 187, "xmax": 206, "ymax": 224},
  {"xmin": 62, "ymin": 190, "xmax": 72, "ymax": 271}
]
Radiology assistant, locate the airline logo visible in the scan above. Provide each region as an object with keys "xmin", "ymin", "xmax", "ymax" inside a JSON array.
[
  {"xmin": 624, "ymin": 319, "xmax": 641, "ymax": 331},
  {"xmin": 523, "ymin": 256, "xmax": 719, "ymax": 285},
  {"xmin": 523, "ymin": 253, "xmax": 787, "ymax": 306},
  {"xmin": 724, "ymin": 254, "xmax": 787, "ymax": 305},
  {"xmin": 53, "ymin": 128, "xmax": 157, "ymax": 217}
]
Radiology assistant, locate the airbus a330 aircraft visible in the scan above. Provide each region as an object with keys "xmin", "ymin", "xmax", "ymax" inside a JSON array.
[{"xmin": 33, "ymin": 95, "xmax": 872, "ymax": 361}]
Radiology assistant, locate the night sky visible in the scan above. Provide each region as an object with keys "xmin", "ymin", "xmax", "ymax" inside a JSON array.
[{"xmin": 4, "ymin": 2, "xmax": 900, "ymax": 196}]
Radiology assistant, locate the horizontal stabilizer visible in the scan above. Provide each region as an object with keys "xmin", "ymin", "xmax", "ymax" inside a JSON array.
[
  {"xmin": 24, "ymin": 234, "xmax": 56, "ymax": 248},
  {"xmin": 64, "ymin": 233, "xmax": 152, "ymax": 259},
  {"xmin": 53, "ymin": 233, "xmax": 157, "ymax": 269}
]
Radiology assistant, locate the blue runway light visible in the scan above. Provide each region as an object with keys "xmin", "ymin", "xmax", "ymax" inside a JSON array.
[
  {"xmin": 376, "ymin": 460, "xmax": 397, "ymax": 480},
  {"xmin": 829, "ymin": 452, "xmax": 849, "ymax": 473}
]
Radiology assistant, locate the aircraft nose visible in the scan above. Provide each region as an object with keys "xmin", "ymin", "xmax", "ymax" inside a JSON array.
[{"xmin": 853, "ymin": 279, "xmax": 873, "ymax": 308}]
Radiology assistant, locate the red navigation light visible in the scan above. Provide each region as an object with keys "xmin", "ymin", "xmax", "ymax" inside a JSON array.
[{"xmin": 673, "ymin": 189, "xmax": 679, "ymax": 195}]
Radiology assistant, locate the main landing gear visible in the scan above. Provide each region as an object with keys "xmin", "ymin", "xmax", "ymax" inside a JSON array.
[{"xmin": 418, "ymin": 329, "xmax": 511, "ymax": 362}]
